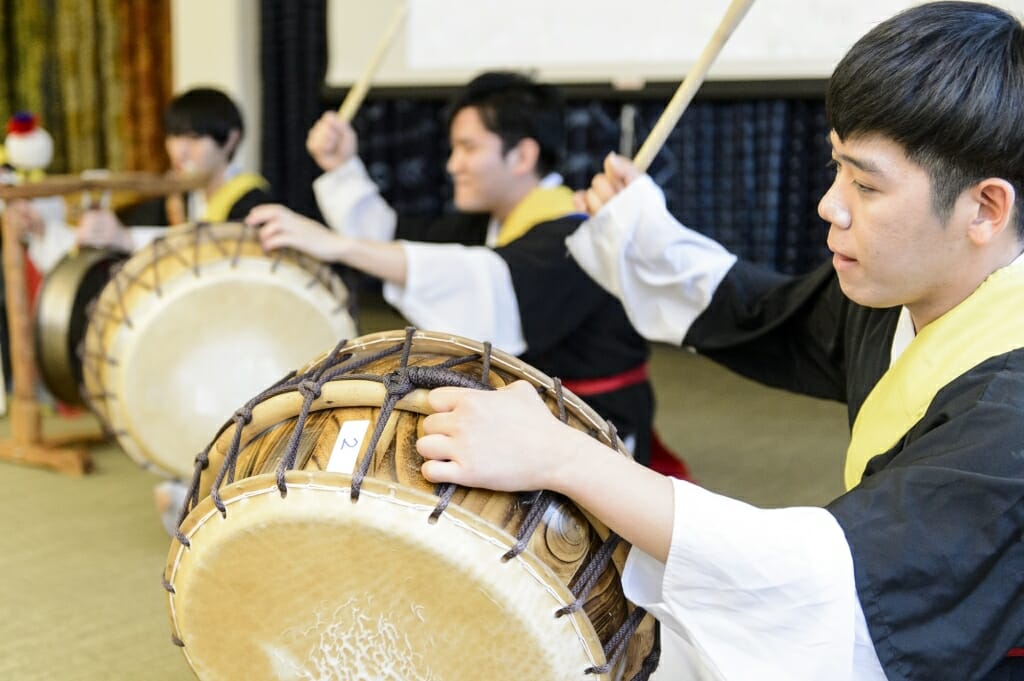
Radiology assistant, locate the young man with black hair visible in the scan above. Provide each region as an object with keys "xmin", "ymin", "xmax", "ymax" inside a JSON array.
[
  {"xmin": 249, "ymin": 72, "xmax": 657, "ymax": 464},
  {"xmin": 20, "ymin": 87, "xmax": 272, "ymax": 265},
  {"xmin": 74, "ymin": 86, "xmax": 272, "ymax": 251},
  {"xmin": 414, "ymin": 3, "xmax": 1024, "ymax": 679}
]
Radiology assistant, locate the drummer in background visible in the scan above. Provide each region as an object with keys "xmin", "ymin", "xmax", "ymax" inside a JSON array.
[
  {"xmin": 415, "ymin": 3, "xmax": 1024, "ymax": 679},
  {"xmin": 21, "ymin": 87, "xmax": 272, "ymax": 265},
  {"xmin": 19, "ymin": 87, "xmax": 272, "ymax": 536},
  {"xmin": 248, "ymin": 72, "xmax": 662, "ymax": 468}
]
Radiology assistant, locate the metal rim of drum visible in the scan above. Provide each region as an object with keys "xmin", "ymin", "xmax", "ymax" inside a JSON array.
[{"xmin": 33, "ymin": 247, "xmax": 127, "ymax": 406}]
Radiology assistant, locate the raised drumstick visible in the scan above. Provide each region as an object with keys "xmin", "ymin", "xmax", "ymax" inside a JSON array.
[
  {"xmin": 633, "ymin": 0, "xmax": 756, "ymax": 172},
  {"xmin": 337, "ymin": 3, "xmax": 408, "ymax": 122}
]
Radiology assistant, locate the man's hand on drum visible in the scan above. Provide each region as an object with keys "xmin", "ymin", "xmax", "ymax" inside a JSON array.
[
  {"xmin": 306, "ymin": 111, "xmax": 358, "ymax": 173},
  {"xmin": 417, "ymin": 381, "xmax": 597, "ymax": 493},
  {"xmin": 418, "ymin": 380, "xmax": 676, "ymax": 563},
  {"xmin": 249, "ymin": 204, "xmax": 348, "ymax": 262},
  {"xmin": 77, "ymin": 208, "xmax": 134, "ymax": 251},
  {"xmin": 573, "ymin": 152, "xmax": 642, "ymax": 215}
]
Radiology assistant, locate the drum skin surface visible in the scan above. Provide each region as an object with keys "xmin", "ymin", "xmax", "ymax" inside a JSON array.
[
  {"xmin": 164, "ymin": 329, "xmax": 658, "ymax": 681},
  {"xmin": 82, "ymin": 222, "xmax": 356, "ymax": 479}
]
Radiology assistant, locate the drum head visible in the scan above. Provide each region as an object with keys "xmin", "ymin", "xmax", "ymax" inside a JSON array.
[
  {"xmin": 169, "ymin": 472, "xmax": 612, "ymax": 681},
  {"xmin": 83, "ymin": 223, "xmax": 356, "ymax": 479}
]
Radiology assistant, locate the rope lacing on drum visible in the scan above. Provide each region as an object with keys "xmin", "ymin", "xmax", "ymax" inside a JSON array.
[
  {"xmin": 628, "ymin": 622, "xmax": 661, "ymax": 681},
  {"xmin": 109, "ymin": 266, "xmax": 134, "ymax": 329},
  {"xmin": 556, "ymin": 534, "xmax": 623, "ymax": 617},
  {"xmin": 349, "ymin": 329, "xmax": 492, "ymax": 502},
  {"xmin": 275, "ymin": 365, "xmax": 338, "ymax": 497},
  {"xmin": 585, "ymin": 606, "xmax": 653, "ymax": 677},
  {"xmin": 168, "ymin": 327, "xmax": 662, "ymax": 675},
  {"xmin": 501, "ymin": 490, "xmax": 554, "ymax": 561}
]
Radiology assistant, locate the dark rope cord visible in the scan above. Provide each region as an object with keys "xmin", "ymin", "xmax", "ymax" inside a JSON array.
[
  {"xmin": 109, "ymin": 269, "xmax": 133, "ymax": 329},
  {"xmin": 480, "ymin": 341, "xmax": 492, "ymax": 382},
  {"xmin": 428, "ymin": 483, "xmax": 458, "ymax": 522},
  {"xmin": 161, "ymin": 572, "xmax": 175, "ymax": 594},
  {"xmin": 209, "ymin": 403, "xmax": 256, "ymax": 514},
  {"xmin": 502, "ymin": 491, "xmax": 555, "ymax": 561},
  {"xmin": 585, "ymin": 606, "xmax": 650, "ymax": 676},
  {"xmin": 274, "ymin": 379, "xmax": 323, "ymax": 496},
  {"xmin": 627, "ymin": 620, "xmax": 661, "ymax": 681},
  {"xmin": 553, "ymin": 378, "xmax": 568, "ymax": 423},
  {"xmin": 556, "ymin": 534, "xmax": 623, "ymax": 617}
]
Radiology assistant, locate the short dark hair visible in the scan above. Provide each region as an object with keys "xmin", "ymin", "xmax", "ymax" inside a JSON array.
[
  {"xmin": 445, "ymin": 72, "xmax": 566, "ymax": 177},
  {"xmin": 164, "ymin": 88, "xmax": 244, "ymax": 158},
  {"xmin": 827, "ymin": 1, "xmax": 1024, "ymax": 236}
]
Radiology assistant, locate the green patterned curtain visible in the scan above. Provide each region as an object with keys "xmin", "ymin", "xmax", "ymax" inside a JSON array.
[{"xmin": 0, "ymin": 0, "xmax": 171, "ymax": 174}]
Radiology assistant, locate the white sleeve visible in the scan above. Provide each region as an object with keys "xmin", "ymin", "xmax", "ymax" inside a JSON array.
[
  {"xmin": 25, "ymin": 222, "xmax": 76, "ymax": 274},
  {"xmin": 382, "ymin": 242, "xmax": 527, "ymax": 356},
  {"xmin": 565, "ymin": 176, "xmax": 738, "ymax": 345},
  {"xmin": 21, "ymin": 196, "xmax": 75, "ymax": 274},
  {"xmin": 622, "ymin": 479, "xmax": 887, "ymax": 681},
  {"xmin": 312, "ymin": 157, "xmax": 398, "ymax": 241}
]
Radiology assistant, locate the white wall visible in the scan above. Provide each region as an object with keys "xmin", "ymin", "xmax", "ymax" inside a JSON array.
[
  {"xmin": 327, "ymin": 0, "xmax": 1024, "ymax": 87},
  {"xmin": 170, "ymin": 0, "xmax": 261, "ymax": 173}
]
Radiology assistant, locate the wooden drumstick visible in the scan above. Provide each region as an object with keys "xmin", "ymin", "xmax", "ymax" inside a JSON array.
[
  {"xmin": 632, "ymin": 0, "xmax": 757, "ymax": 172},
  {"xmin": 337, "ymin": 3, "xmax": 408, "ymax": 122}
]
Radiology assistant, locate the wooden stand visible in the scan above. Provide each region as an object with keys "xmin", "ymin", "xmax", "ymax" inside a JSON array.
[
  {"xmin": 0, "ymin": 172, "xmax": 209, "ymax": 476},
  {"xmin": 0, "ymin": 207, "xmax": 93, "ymax": 475}
]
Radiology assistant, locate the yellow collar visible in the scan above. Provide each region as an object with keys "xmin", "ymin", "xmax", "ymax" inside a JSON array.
[
  {"xmin": 201, "ymin": 173, "xmax": 269, "ymax": 222},
  {"xmin": 845, "ymin": 262, "xmax": 1024, "ymax": 489},
  {"xmin": 495, "ymin": 185, "xmax": 578, "ymax": 247}
]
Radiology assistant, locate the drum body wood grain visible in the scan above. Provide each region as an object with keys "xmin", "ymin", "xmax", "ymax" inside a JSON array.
[
  {"xmin": 164, "ymin": 329, "xmax": 657, "ymax": 681},
  {"xmin": 82, "ymin": 222, "xmax": 356, "ymax": 479}
]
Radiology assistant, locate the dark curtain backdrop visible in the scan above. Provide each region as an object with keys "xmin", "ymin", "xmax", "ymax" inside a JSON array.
[
  {"xmin": 345, "ymin": 97, "xmax": 831, "ymax": 275},
  {"xmin": 259, "ymin": 3, "xmax": 831, "ymax": 275},
  {"xmin": 259, "ymin": 0, "xmax": 328, "ymax": 219}
]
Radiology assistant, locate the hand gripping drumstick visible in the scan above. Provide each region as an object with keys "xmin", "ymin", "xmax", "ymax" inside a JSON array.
[
  {"xmin": 632, "ymin": 0, "xmax": 756, "ymax": 172},
  {"xmin": 337, "ymin": 3, "xmax": 408, "ymax": 122}
]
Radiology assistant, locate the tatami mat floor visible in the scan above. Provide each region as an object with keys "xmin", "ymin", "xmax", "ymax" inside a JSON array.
[{"xmin": 0, "ymin": 295, "xmax": 849, "ymax": 679}]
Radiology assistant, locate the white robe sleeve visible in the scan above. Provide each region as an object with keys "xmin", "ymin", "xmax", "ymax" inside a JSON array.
[
  {"xmin": 22, "ymin": 196, "xmax": 74, "ymax": 274},
  {"xmin": 381, "ymin": 242, "xmax": 527, "ymax": 356},
  {"xmin": 312, "ymin": 157, "xmax": 398, "ymax": 241},
  {"xmin": 565, "ymin": 176, "xmax": 738, "ymax": 346},
  {"xmin": 622, "ymin": 479, "xmax": 887, "ymax": 681}
]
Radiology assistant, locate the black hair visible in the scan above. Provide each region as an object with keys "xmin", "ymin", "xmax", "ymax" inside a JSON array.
[
  {"xmin": 445, "ymin": 72, "xmax": 566, "ymax": 177},
  {"xmin": 163, "ymin": 87, "xmax": 244, "ymax": 159},
  {"xmin": 828, "ymin": 1, "xmax": 1024, "ymax": 235}
]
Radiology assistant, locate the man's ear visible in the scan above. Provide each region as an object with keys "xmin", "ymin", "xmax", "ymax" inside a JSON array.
[
  {"xmin": 222, "ymin": 129, "xmax": 242, "ymax": 160},
  {"xmin": 507, "ymin": 138, "xmax": 540, "ymax": 176},
  {"xmin": 966, "ymin": 178, "xmax": 1016, "ymax": 246}
]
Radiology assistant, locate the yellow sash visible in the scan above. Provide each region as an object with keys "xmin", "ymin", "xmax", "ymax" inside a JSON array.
[
  {"xmin": 201, "ymin": 173, "xmax": 269, "ymax": 223},
  {"xmin": 495, "ymin": 185, "xmax": 578, "ymax": 247},
  {"xmin": 845, "ymin": 262, "xmax": 1024, "ymax": 489}
]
